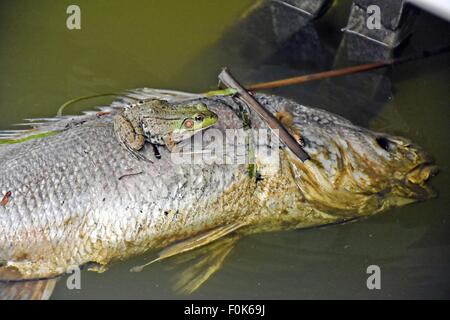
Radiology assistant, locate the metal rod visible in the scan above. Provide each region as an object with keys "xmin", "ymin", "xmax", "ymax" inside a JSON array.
[{"xmin": 407, "ymin": 0, "xmax": 450, "ymax": 22}]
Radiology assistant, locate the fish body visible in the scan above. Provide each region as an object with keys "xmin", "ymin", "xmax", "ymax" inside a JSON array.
[{"xmin": 0, "ymin": 90, "xmax": 437, "ymax": 292}]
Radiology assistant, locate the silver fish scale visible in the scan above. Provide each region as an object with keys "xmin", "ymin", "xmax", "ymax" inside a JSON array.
[{"xmin": 0, "ymin": 100, "xmax": 253, "ymax": 278}]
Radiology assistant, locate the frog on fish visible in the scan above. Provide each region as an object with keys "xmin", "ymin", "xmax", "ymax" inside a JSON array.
[{"xmin": 113, "ymin": 99, "xmax": 218, "ymax": 161}]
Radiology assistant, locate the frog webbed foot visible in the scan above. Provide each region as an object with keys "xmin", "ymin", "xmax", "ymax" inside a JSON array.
[
  {"xmin": 114, "ymin": 113, "xmax": 152, "ymax": 163},
  {"xmin": 163, "ymin": 136, "xmax": 177, "ymax": 153},
  {"xmin": 275, "ymin": 110, "xmax": 305, "ymax": 147}
]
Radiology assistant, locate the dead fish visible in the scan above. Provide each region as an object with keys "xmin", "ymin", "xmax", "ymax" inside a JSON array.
[{"xmin": 0, "ymin": 89, "xmax": 438, "ymax": 299}]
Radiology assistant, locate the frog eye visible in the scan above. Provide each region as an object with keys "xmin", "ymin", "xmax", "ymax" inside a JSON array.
[
  {"xmin": 184, "ymin": 119, "xmax": 194, "ymax": 129},
  {"xmin": 195, "ymin": 115, "xmax": 204, "ymax": 122}
]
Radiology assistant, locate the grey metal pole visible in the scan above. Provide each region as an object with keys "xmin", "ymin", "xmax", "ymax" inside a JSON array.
[{"xmin": 407, "ymin": 0, "xmax": 450, "ymax": 22}]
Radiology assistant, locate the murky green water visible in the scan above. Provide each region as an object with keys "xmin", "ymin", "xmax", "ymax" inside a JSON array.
[{"xmin": 1, "ymin": 0, "xmax": 449, "ymax": 299}]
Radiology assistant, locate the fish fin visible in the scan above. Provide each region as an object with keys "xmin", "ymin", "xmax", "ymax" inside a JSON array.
[
  {"xmin": 0, "ymin": 279, "xmax": 57, "ymax": 300},
  {"xmin": 112, "ymin": 88, "xmax": 204, "ymax": 107},
  {"xmin": 0, "ymin": 109, "xmax": 114, "ymax": 144},
  {"xmin": 0, "ymin": 88, "xmax": 202, "ymax": 145},
  {"xmin": 170, "ymin": 235, "xmax": 240, "ymax": 294},
  {"xmin": 0, "ymin": 266, "xmax": 24, "ymax": 281},
  {"xmin": 130, "ymin": 221, "xmax": 247, "ymax": 273}
]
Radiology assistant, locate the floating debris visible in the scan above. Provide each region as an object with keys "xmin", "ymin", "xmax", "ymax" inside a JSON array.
[{"xmin": 1, "ymin": 191, "xmax": 12, "ymax": 206}]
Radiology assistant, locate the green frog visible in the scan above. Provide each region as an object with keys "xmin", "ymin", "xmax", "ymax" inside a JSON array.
[{"xmin": 113, "ymin": 99, "xmax": 218, "ymax": 161}]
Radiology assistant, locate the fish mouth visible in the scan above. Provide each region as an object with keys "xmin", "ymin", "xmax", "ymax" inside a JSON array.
[{"xmin": 404, "ymin": 162, "xmax": 439, "ymax": 200}]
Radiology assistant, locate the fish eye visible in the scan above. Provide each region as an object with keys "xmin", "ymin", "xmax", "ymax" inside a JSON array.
[
  {"xmin": 195, "ymin": 115, "xmax": 204, "ymax": 122},
  {"xmin": 376, "ymin": 136, "xmax": 396, "ymax": 152}
]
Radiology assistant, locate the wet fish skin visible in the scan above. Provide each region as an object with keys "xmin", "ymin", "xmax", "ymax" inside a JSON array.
[{"xmin": 0, "ymin": 92, "xmax": 436, "ymax": 281}]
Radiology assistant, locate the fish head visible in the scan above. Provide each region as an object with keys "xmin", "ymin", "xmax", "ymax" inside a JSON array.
[
  {"xmin": 368, "ymin": 133, "xmax": 438, "ymax": 204},
  {"xmin": 288, "ymin": 119, "xmax": 438, "ymax": 217}
]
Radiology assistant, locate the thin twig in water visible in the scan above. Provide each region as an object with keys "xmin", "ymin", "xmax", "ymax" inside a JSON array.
[
  {"xmin": 246, "ymin": 45, "xmax": 450, "ymax": 91},
  {"xmin": 118, "ymin": 171, "xmax": 143, "ymax": 181},
  {"xmin": 218, "ymin": 68, "xmax": 310, "ymax": 162}
]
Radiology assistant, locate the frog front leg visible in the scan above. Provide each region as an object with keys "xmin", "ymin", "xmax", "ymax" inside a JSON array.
[
  {"xmin": 113, "ymin": 113, "xmax": 151, "ymax": 162},
  {"xmin": 151, "ymin": 144, "xmax": 161, "ymax": 159}
]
